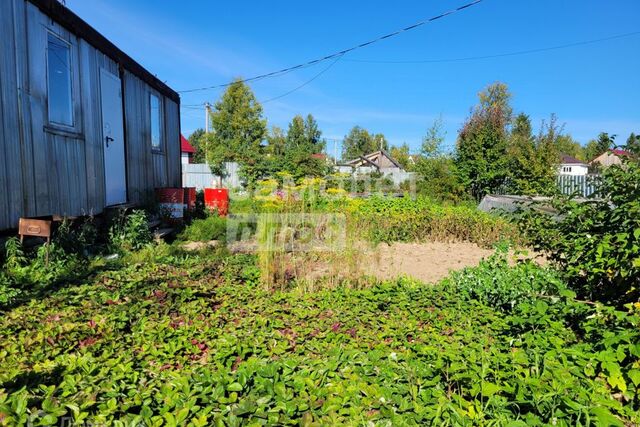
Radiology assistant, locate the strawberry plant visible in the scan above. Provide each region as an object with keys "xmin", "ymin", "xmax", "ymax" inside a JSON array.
[{"xmin": 0, "ymin": 249, "xmax": 638, "ymax": 425}]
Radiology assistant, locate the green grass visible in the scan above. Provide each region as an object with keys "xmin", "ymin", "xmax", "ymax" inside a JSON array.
[{"xmin": 0, "ymin": 251, "xmax": 638, "ymax": 425}]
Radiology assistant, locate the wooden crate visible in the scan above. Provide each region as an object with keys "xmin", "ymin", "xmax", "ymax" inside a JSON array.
[{"xmin": 18, "ymin": 218, "xmax": 52, "ymax": 242}]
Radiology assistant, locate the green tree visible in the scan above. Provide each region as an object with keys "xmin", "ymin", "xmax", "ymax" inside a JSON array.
[
  {"xmin": 281, "ymin": 114, "xmax": 327, "ymax": 179},
  {"xmin": 455, "ymin": 82, "xmax": 512, "ymax": 200},
  {"xmin": 421, "ymin": 117, "xmax": 446, "ymax": 158},
  {"xmin": 506, "ymin": 113, "xmax": 538, "ymax": 194},
  {"xmin": 626, "ymin": 132, "xmax": 640, "ymax": 155},
  {"xmin": 266, "ymin": 126, "xmax": 286, "ymax": 158},
  {"xmin": 390, "ymin": 143, "xmax": 412, "ymax": 170},
  {"xmin": 264, "ymin": 126, "xmax": 286, "ymax": 174},
  {"xmin": 414, "ymin": 118, "xmax": 464, "ymax": 201},
  {"xmin": 594, "ymin": 132, "xmax": 615, "ymax": 156},
  {"xmin": 188, "ymin": 128, "xmax": 207, "ymax": 163},
  {"xmin": 206, "ymin": 79, "xmax": 267, "ymax": 187},
  {"xmin": 583, "ymin": 139, "xmax": 601, "ymax": 162},
  {"xmin": 555, "ymin": 135, "xmax": 584, "ymax": 161},
  {"xmin": 342, "ymin": 126, "xmax": 388, "ymax": 161}
]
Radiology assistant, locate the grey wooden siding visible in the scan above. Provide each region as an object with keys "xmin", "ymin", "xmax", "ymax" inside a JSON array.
[
  {"xmin": 164, "ymin": 99, "xmax": 181, "ymax": 188},
  {"xmin": 123, "ymin": 74, "xmax": 181, "ymax": 205},
  {"xmin": 0, "ymin": 0, "xmax": 180, "ymax": 230}
]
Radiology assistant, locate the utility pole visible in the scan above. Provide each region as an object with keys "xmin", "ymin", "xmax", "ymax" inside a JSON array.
[{"xmin": 204, "ymin": 102, "xmax": 211, "ymax": 133}]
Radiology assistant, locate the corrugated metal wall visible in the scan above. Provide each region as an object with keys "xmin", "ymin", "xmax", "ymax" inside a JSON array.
[
  {"xmin": 0, "ymin": 0, "xmax": 180, "ymax": 230},
  {"xmin": 182, "ymin": 162, "xmax": 242, "ymax": 190},
  {"xmin": 0, "ymin": 0, "xmax": 25, "ymax": 230}
]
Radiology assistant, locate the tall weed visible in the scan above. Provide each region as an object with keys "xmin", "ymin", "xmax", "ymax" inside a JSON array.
[{"xmin": 108, "ymin": 210, "xmax": 152, "ymax": 252}]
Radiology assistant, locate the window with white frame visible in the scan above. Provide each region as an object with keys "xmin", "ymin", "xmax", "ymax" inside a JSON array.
[
  {"xmin": 47, "ymin": 32, "xmax": 74, "ymax": 126},
  {"xmin": 150, "ymin": 93, "xmax": 162, "ymax": 150}
]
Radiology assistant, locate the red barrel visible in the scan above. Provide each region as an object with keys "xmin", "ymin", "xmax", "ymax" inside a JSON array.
[
  {"xmin": 183, "ymin": 187, "xmax": 196, "ymax": 211},
  {"xmin": 204, "ymin": 188, "xmax": 229, "ymax": 217},
  {"xmin": 156, "ymin": 188, "xmax": 185, "ymax": 221}
]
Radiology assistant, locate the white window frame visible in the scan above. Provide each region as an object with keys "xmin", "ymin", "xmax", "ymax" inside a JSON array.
[
  {"xmin": 150, "ymin": 92, "xmax": 163, "ymax": 152},
  {"xmin": 46, "ymin": 30, "xmax": 75, "ymax": 128}
]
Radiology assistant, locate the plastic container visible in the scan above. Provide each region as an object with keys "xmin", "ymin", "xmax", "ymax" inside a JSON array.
[
  {"xmin": 204, "ymin": 188, "xmax": 229, "ymax": 217},
  {"xmin": 155, "ymin": 188, "xmax": 185, "ymax": 220},
  {"xmin": 183, "ymin": 187, "xmax": 196, "ymax": 211}
]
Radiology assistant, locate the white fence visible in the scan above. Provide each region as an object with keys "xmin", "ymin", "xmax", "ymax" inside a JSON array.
[
  {"xmin": 182, "ymin": 162, "xmax": 241, "ymax": 190},
  {"xmin": 183, "ymin": 162, "xmax": 415, "ymax": 190},
  {"xmin": 557, "ymin": 174, "xmax": 600, "ymax": 197}
]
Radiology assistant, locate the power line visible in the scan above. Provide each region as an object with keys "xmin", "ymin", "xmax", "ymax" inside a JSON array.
[
  {"xmin": 342, "ymin": 30, "xmax": 640, "ymax": 64},
  {"xmin": 177, "ymin": 0, "xmax": 484, "ymax": 94},
  {"xmin": 262, "ymin": 54, "xmax": 344, "ymax": 104}
]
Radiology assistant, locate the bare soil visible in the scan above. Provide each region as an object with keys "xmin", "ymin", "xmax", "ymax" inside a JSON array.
[
  {"xmin": 223, "ymin": 239, "xmax": 542, "ymax": 286},
  {"xmin": 366, "ymin": 242, "xmax": 497, "ymax": 284}
]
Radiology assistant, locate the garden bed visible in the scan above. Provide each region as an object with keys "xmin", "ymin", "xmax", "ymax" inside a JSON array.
[{"xmin": 0, "ymin": 251, "xmax": 638, "ymax": 425}]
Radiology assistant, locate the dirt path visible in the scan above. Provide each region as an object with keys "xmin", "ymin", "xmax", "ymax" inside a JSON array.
[{"xmin": 366, "ymin": 242, "xmax": 502, "ymax": 284}]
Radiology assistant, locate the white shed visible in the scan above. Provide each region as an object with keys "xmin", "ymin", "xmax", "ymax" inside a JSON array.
[{"xmin": 558, "ymin": 154, "xmax": 589, "ymax": 176}]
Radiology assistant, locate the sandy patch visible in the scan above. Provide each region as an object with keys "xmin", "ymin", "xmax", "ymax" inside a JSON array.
[
  {"xmin": 224, "ymin": 238, "xmax": 542, "ymax": 287},
  {"xmin": 363, "ymin": 242, "xmax": 542, "ymax": 284},
  {"xmin": 366, "ymin": 242, "xmax": 495, "ymax": 283}
]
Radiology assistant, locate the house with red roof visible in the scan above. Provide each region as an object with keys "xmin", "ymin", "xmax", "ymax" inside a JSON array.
[
  {"xmin": 590, "ymin": 149, "xmax": 631, "ymax": 168},
  {"xmin": 181, "ymin": 134, "xmax": 196, "ymax": 164}
]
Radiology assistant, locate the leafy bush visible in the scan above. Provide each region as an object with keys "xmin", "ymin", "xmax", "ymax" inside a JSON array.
[
  {"xmin": 0, "ymin": 237, "xmax": 86, "ymax": 308},
  {"xmin": 414, "ymin": 155, "xmax": 467, "ymax": 202},
  {"xmin": 445, "ymin": 249, "xmax": 566, "ymax": 311},
  {"xmin": 518, "ymin": 153, "xmax": 640, "ymax": 305},
  {"xmin": 0, "ymin": 272, "xmax": 20, "ymax": 305},
  {"xmin": 108, "ymin": 209, "xmax": 152, "ymax": 252},
  {"xmin": 178, "ymin": 215, "xmax": 228, "ymax": 242}
]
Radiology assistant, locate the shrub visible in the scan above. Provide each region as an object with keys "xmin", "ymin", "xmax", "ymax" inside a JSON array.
[
  {"xmin": 414, "ymin": 156, "xmax": 467, "ymax": 202},
  {"xmin": 108, "ymin": 209, "xmax": 152, "ymax": 252},
  {"xmin": 53, "ymin": 217, "xmax": 98, "ymax": 256},
  {"xmin": 0, "ymin": 272, "xmax": 20, "ymax": 305},
  {"xmin": 518, "ymin": 152, "xmax": 640, "ymax": 305},
  {"xmin": 178, "ymin": 215, "xmax": 228, "ymax": 242},
  {"xmin": 444, "ymin": 249, "xmax": 567, "ymax": 311}
]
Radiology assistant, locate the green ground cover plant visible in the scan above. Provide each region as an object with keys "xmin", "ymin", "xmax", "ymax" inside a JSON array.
[{"xmin": 0, "ymin": 250, "xmax": 638, "ymax": 426}]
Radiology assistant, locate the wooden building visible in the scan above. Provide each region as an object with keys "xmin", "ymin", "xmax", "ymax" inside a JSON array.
[
  {"xmin": 0, "ymin": 0, "xmax": 181, "ymax": 231},
  {"xmin": 590, "ymin": 149, "xmax": 631, "ymax": 168}
]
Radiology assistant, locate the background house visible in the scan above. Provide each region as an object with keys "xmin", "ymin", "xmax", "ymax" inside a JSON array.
[
  {"xmin": 590, "ymin": 149, "xmax": 630, "ymax": 168},
  {"xmin": 336, "ymin": 150, "xmax": 413, "ymax": 185},
  {"xmin": 0, "ymin": 0, "xmax": 181, "ymax": 230},
  {"xmin": 181, "ymin": 135, "xmax": 196, "ymax": 164},
  {"xmin": 558, "ymin": 154, "xmax": 589, "ymax": 176}
]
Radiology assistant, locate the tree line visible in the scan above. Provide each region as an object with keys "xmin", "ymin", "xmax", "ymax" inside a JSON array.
[{"xmin": 188, "ymin": 79, "xmax": 637, "ymax": 198}]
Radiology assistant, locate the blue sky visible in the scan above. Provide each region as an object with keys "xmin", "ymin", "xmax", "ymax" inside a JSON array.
[{"xmin": 66, "ymin": 0, "xmax": 640, "ymax": 154}]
